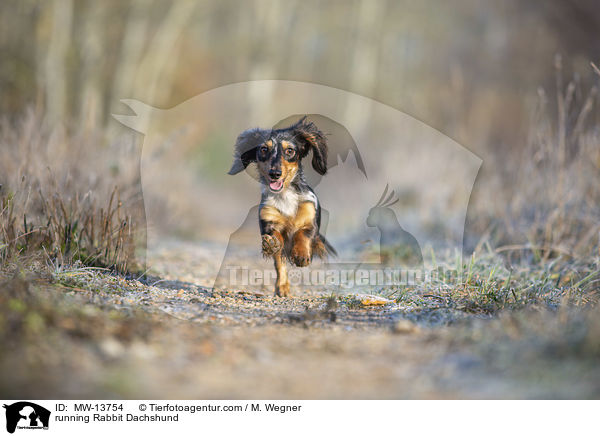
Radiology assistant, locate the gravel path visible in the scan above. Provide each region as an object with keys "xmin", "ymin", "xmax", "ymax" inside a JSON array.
[
  {"xmin": 4, "ymin": 240, "xmax": 599, "ymax": 399},
  {"xmin": 125, "ymin": 241, "xmax": 599, "ymax": 399}
]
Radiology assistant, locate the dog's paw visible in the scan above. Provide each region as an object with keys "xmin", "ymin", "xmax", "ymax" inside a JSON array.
[
  {"xmin": 291, "ymin": 246, "xmax": 311, "ymax": 267},
  {"xmin": 262, "ymin": 234, "xmax": 281, "ymax": 256},
  {"xmin": 275, "ymin": 282, "xmax": 290, "ymax": 297}
]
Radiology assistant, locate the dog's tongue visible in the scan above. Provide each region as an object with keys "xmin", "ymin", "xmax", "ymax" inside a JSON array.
[{"xmin": 269, "ymin": 180, "xmax": 283, "ymax": 191}]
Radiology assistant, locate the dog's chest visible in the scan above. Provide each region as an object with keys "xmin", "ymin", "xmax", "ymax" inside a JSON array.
[{"xmin": 264, "ymin": 189, "xmax": 316, "ymax": 217}]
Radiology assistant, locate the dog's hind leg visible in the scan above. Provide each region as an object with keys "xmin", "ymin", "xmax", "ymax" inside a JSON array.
[{"xmin": 273, "ymin": 251, "xmax": 290, "ymax": 297}]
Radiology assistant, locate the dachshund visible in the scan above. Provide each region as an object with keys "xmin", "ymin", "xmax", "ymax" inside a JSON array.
[{"xmin": 228, "ymin": 117, "xmax": 336, "ymax": 296}]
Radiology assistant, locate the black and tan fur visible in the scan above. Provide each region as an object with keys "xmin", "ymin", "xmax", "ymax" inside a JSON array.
[{"xmin": 228, "ymin": 117, "xmax": 336, "ymax": 296}]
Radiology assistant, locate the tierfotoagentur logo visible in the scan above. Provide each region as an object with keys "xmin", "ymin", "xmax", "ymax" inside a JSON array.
[
  {"xmin": 114, "ymin": 80, "xmax": 481, "ymax": 295},
  {"xmin": 3, "ymin": 402, "xmax": 50, "ymax": 434}
]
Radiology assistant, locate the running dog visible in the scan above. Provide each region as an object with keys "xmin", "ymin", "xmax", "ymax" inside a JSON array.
[{"xmin": 228, "ymin": 117, "xmax": 336, "ymax": 296}]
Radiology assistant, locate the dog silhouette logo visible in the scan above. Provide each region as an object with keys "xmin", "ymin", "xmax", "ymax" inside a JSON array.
[
  {"xmin": 113, "ymin": 80, "xmax": 482, "ymax": 292},
  {"xmin": 3, "ymin": 402, "xmax": 50, "ymax": 433},
  {"xmin": 213, "ymin": 113, "xmax": 368, "ymax": 291}
]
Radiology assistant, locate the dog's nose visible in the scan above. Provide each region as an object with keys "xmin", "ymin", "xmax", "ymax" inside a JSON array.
[{"xmin": 269, "ymin": 169, "xmax": 282, "ymax": 179}]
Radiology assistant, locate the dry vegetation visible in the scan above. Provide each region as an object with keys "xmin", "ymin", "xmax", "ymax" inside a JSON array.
[
  {"xmin": 0, "ymin": 111, "xmax": 143, "ymax": 273},
  {"xmin": 468, "ymin": 59, "xmax": 600, "ymax": 263}
]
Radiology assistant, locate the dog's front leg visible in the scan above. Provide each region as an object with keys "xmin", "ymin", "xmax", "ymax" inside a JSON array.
[
  {"xmin": 291, "ymin": 230, "xmax": 313, "ymax": 267},
  {"xmin": 291, "ymin": 201, "xmax": 317, "ymax": 267},
  {"xmin": 260, "ymin": 207, "xmax": 290, "ymax": 296},
  {"xmin": 260, "ymin": 230, "xmax": 289, "ymax": 296},
  {"xmin": 260, "ymin": 207, "xmax": 284, "ymax": 257},
  {"xmin": 261, "ymin": 231, "xmax": 289, "ymax": 297},
  {"xmin": 273, "ymin": 250, "xmax": 290, "ymax": 297}
]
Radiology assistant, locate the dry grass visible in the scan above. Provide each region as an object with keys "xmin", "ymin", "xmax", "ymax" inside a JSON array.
[
  {"xmin": 469, "ymin": 62, "xmax": 600, "ymax": 266},
  {"xmin": 0, "ymin": 110, "xmax": 143, "ymax": 273}
]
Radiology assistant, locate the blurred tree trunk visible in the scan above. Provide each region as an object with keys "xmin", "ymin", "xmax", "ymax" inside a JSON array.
[
  {"xmin": 344, "ymin": 0, "xmax": 384, "ymax": 135},
  {"xmin": 43, "ymin": 0, "xmax": 73, "ymax": 127},
  {"xmin": 108, "ymin": 0, "xmax": 150, "ymax": 135},
  {"xmin": 80, "ymin": 1, "xmax": 104, "ymax": 131},
  {"xmin": 134, "ymin": 1, "xmax": 196, "ymax": 107},
  {"xmin": 247, "ymin": 0, "xmax": 283, "ymax": 119},
  {"xmin": 246, "ymin": 0, "xmax": 298, "ymax": 120}
]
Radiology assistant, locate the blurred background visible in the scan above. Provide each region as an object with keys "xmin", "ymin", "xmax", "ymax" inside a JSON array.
[
  {"xmin": 3, "ymin": 0, "xmax": 599, "ymax": 136},
  {"xmin": 1, "ymin": 0, "xmax": 599, "ymax": 269}
]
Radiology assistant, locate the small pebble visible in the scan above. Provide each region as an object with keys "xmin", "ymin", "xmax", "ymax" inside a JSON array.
[{"xmin": 392, "ymin": 320, "xmax": 419, "ymax": 334}]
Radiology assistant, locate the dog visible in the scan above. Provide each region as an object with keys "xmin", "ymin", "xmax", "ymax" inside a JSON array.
[{"xmin": 228, "ymin": 117, "xmax": 336, "ymax": 296}]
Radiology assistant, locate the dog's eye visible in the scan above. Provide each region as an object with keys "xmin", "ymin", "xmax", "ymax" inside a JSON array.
[
  {"xmin": 284, "ymin": 148, "xmax": 295, "ymax": 158},
  {"xmin": 259, "ymin": 146, "xmax": 268, "ymax": 154}
]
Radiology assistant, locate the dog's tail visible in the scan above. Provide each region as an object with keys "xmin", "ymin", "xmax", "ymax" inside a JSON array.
[{"xmin": 313, "ymin": 233, "xmax": 337, "ymax": 259}]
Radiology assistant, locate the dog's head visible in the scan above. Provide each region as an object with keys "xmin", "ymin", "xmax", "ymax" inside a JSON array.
[{"xmin": 228, "ymin": 117, "xmax": 328, "ymax": 193}]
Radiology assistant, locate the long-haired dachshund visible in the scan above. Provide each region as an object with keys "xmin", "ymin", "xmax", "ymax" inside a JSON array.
[{"xmin": 228, "ymin": 117, "xmax": 336, "ymax": 296}]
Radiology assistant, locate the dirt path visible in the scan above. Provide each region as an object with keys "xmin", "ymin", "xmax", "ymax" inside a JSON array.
[
  {"xmin": 132, "ymin": 241, "xmax": 598, "ymax": 399},
  {"xmin": 3, "ymin": 240, "xmax": 599, "ymax": 399}
]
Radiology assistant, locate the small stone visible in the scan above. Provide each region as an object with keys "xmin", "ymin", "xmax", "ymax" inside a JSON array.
[
  {"xmin": 392, "ymin": 320, "xmax": 419, "ymax": 334},
  {"xmin": 99, "ymin": 338, "xmax": 125, "ymax": 358},
  {"xmin": 357, "ymin": 294, "xmax": 393, "ymax": 306}
]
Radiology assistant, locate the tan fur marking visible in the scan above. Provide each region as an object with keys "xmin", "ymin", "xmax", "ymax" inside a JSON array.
[
  {"xmin": 312, "ymin": 237, "xmax": 327, "ymax": 259},
  {"xmin": 273, "ymin": 251, "xmax": 289, "ymax": 297},
  {"xmin": 260, "ymin": 206, "xmax": 287, "ymax": 232},
  {"xmin": 261, "ymin": 202, "xmax": 315, "ymax": 237},
  {"xmin": 290, "ymin": 202, "xmax": 316, "ymax": 266},
  {"xmin": 291, "ymin": 231, "xmax": 311, "ymax": 266},
  {"xmin": 281, "ymin": 158, "xmax": 298, "ymax": 188},
  {"xmin": 292, "ymin": 201, "xmax": 316, "ymax": 230}
]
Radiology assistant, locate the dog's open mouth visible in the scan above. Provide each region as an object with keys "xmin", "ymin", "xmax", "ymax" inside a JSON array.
[{"xmin": 269, "ymin": 179, "xmax": 284, "ymax": 192}]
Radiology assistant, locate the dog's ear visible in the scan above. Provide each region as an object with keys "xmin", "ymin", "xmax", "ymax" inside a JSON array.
[
  {"xmin": 228, "ymin": 128, "xmax": 268, "ymax": 175},
  {"xmin": 294, "ymin": 117, "xmax": 328, "ymax": 175}
]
